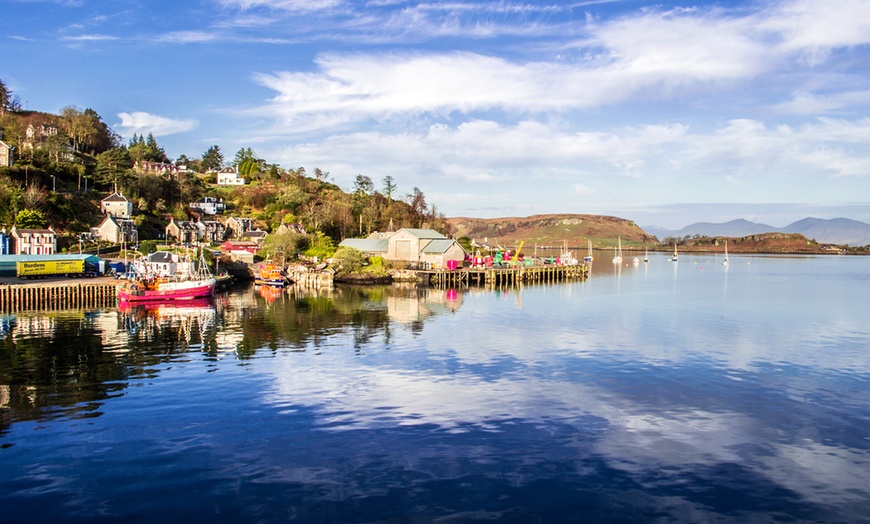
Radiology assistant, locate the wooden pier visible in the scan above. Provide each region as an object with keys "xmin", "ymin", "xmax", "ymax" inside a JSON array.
[
  {"xmin": 415, "ymin": 264, "xmax": 588, "ymax": 288},
  {"xmin": 0, "ymin": 281, "xmax": 118, "ymax": 313}
]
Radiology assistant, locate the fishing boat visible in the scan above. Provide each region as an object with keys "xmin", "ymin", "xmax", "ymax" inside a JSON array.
[
  {"xmin": 117, "ymin": 252, "xmax": 215, "ymax": 302},
  {"xmin": 612, "ymin": 237, "xmax": 623, "ymax": 264},
  {"xmin": 671, "ymin": 243, "xmax": 679, "ymax": 262},
  {"xmin": 254, "ymin": 262, "xmax": 286, "ymax": 287},
  {"xmin": 584, "ymin": 240, "xmax": 594, "ymax": 263},
  {"xmin": 722, "ymin": 240, "xmax": 729, "ymax": 266}
]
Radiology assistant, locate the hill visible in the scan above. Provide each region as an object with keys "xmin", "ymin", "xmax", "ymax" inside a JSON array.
[
  {"xmin": 645, "ymin": 217, "xmax": 870, "ymax": 246},
  {"xmin": 446, "ymin": 214, "xmax": 657, "ymax": 249},
  {"xmin": 446, "ymin": 214, "xmax": 857, "ymax": 254}
]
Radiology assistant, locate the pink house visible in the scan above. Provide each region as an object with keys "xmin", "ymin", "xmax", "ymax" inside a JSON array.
[{"xmin": 10, "ymin": 226, "xmax": 57, "ymax": 255}]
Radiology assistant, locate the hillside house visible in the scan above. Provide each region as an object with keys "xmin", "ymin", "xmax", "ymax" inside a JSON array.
[
  {"xmin": 197, "ymin": 219, "xmax": 226, "ymax": 244},
  {"xmin": 339, "ymin": 228, "xmax": 466, "ymax": 269},
  {"xmin": 225, "ymin": 217, "xmax": 255, "ymax": 239},
  {"xmin": 165, "ymin": 218, "xmax": 199, "ymax": 245},
  {"xmin": 101, "ymin": 192, "xmax": 134, "ymax": 218},
  {"xmin": 23, "ymin": 123, "xmax": 58, "ymax": 151},
  {"xmin": 216, "ymin": 167, "xmax": 245, "ymax": 186},
  {"xmin": 91, "ymin": 215, "xmax": 138, "ymax": 244},
  {"xmin": 10, "ymin": 226, "xmax": 57, "ymax": 255},
  {"xmin": 190, "ymin": 197, "xmax": 225, "ymax": 215},
  {"xmin": 241, "ymin": 229, "xmax": 267, "ymax": 248},
  {"xmin": 0, "ymin": 140, "xmax": 13, "ymax": 168}
]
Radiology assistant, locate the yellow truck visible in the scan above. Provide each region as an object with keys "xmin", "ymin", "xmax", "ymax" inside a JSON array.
[{"xmin": 16, "ymin": 259, "xmax": 95, "ymax": 279}]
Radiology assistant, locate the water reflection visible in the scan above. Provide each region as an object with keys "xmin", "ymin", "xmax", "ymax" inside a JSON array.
[{"xmin": 0, "ymin": 261, "xmax": 869, "ymax": 522}]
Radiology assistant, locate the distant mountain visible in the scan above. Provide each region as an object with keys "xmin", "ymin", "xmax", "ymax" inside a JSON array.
[{"xmin": 644, "ymin": 217, "xmax": 870, "ymax": 246}]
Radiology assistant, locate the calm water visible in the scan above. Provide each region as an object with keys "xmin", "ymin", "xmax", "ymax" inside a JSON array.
[{"xmin": 1, "ymin": 253, "xmax": 869, "ymax": 523}]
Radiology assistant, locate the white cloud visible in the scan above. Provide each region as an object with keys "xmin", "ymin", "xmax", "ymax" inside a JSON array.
[
  {"xmin": 116, "ymin": 112, "xmax": 199, "ymax": 137},
  {"xmin": 762, "ymin": 0, "xmax": 870, "ymax": 63},
  {"xmin": 61, "ymin": 34, "xmax": 120, "ymax": 41},
  {"xmin": 774, "ymin": 90, "xmax": 870, "ymax": 115},
  {"xmin": 155, "ymin": 31, "xmax": 221, "ymax": 44},
  {"xmin": 218, "ymin": 0, "xmax": 344, "ymax": 12}
]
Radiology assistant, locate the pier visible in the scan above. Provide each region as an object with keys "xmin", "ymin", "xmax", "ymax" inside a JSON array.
[
  {"xmin": 0, "ymin": 281, "xmax": 118, "ymax": 313},
  {"xmin": 414, "ymin": 264, "xmax": 588, "ymax": 288}
]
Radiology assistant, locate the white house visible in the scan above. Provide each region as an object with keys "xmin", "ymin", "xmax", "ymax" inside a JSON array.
[
  {"xmin": 190, "ymin": 196, "xmax": 226, "ymax": 215},
  {"xmin": 216, "ymin": 167, "xmax": 245, "ymax": 186},
  {"xmin": 101, "ymin": 192, "xmax": 134, "ymax": 218}
]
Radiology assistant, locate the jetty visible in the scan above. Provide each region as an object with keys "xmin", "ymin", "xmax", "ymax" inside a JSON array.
[
  {"xmin": 0, "ymin": 281, "xmax": 118, "ymax": 313},
  {"xmin": 403, "ymin": 264, "xmax": 588, "ymax": 288}
]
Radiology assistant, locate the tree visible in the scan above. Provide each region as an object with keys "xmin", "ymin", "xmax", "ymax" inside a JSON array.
[
  {"xmin": 82, "ymin": 108, "xmax": 121, "ymax": 154},
  {"xmin": 407, "ymin": 187, "xmax": 428, "ymax": 227},
  {"xmin": 95, "ymin": 147, "xmax": 133, "ymax": 187},
  {"xmin": 0, "ymin": 78, "xmax": 10, "ymax": 115},
  {"xmin": 330, "ymin": 246, "xmax": 367, "ymax": 276},
  {"xmin": 15, "ymin": 208, "xmax": 47, "ymax": 229},
  {"xmin": 382, "ymin": 175, "xmax": 397, "ymax": 202},
  {"xmin": 353, "ymin": 175, "xmax": 374, "ymax": 196},
  {"xmin": 234, "ymin": 147, "xmax": 263, "ymax": 177},
  {"xmin": 145, "ymin": 133, "xmax": 168, "ymax": 163},
  {"xmin": 201, "ymin": 145, "xmax": 224, "ymax": 171},
  {"xmin": 59, "ymin": 106, "xmax": 97, "ymax": 153}
]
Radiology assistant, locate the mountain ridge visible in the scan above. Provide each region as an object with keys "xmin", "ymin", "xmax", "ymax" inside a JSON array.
[{"xmin": 644, "ymin": 217, "xmax": 870, "ymax": 246}]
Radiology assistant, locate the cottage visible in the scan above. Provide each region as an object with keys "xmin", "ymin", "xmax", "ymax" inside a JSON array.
[
  {"xmin": 190, "ymin": 196, "xmax": 225, "ymax": 215},
  {"xmin": 101, "ymin": 192, "xmax": 134, "ymax": 218},
  {"xmin": 241, "ymin": 229, "xmax": 267, "ymax": 247},
  {"xmin": 91, "ymin": 215, "xmax": 138, "ymax": 244},
  {"xmin": 0, "ymin": 140, "xmax": 14, "ymax": 168},
  {"xmin": 196, "ymin": 219, "xmax": 226, "ymax": 244},
  {"xmin": 23, "ymin": 123, "xmax": 58, "ymax": 150},
  {"xmin": 165, "ymin": 217, "xmax": 199, "ymax": 244},
  {"xmin": 216, "ymin": 167, "xmax": 245, "ymax": 186},
  {"xmin": 339, "ymin": 228, "xmax": 466, "ymax": 269},
  {"xmin": 225, "ymin": 217, "xmax": 255, "ymax": 239},
  {"xmin": 10, "ymin": 226, "xmax": 57, "ymax": 255}
]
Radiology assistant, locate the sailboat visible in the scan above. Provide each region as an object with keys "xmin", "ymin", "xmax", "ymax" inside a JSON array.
[
  {"xmin": 612, "ymin": 237, "xmax": 623, "ymax": 264},
  {"xmin": 722, "ymin": 240, "xmax": 729, "ymax": 266},
  {"xmin": 584, "ymin": 239, "xmax": 594, "ymax": 263},
  {"xmin": 670, "ymin": 243, "xmax": 679, "ymax": 262},
  {"xmin": 643, "ymin": 247, "xmax": 649, "ymax": 263}
]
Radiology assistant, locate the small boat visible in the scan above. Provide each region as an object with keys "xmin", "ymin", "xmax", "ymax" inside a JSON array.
[
  {"xmin": 632, "ymin": 256, "xmax": 640, "ymax": 265},
  {"xmin": 671, "ymin": 243, "xmax": 679, "ymax": 262},
  {"xmin": 612, "ymin": 237, "xmax": 623, "ymax": 264},
  {"xmin": 722, "ymin": 240, "xmax": 729, "ymax": 266},
  {"xmin": 643, "ymin": 248, "xmax": 649, "ymax": 263},
  {"xmin": 254, "ymin": 262, "xmax": 286, "ymax": 287},
  {"xmin": 584, "ymin": 239, "xmax": 594, "ymax": 263}
]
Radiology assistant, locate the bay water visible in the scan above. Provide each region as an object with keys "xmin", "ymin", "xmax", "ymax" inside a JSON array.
[{"xmin": 1, "ymin": 253, "xmax": 869, "ymax": 522}]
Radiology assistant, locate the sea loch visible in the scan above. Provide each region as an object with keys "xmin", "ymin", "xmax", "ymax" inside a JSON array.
[{"xmin": 1, "ymin": 252, "xmax": 868, "ymax": 522}]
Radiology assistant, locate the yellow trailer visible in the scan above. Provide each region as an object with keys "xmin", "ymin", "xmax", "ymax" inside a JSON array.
[{"xmin": 16, "ymin": 259, "xmax": 85, "ymax": 278}]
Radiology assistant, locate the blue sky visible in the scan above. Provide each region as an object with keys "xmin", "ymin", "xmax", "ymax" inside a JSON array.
[{"xmin": 3, "ymin": 0, "xmax": 870, "ymax": 229}]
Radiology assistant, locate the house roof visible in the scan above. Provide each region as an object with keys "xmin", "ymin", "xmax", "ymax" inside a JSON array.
[
  {"xmin": 422, "ymin": 239, "xmax": 461, "ymax": 254},
  {"xmin": 102, "ymin": 192, "xmax": 130, "ymax": 203},
  {"xmin": 11, "ymin": 228, "xmax": 54, "ymax": 235},
  {"xmin": 395, "ymin": 228, "xmax": 447, "ymax": 239},
  {"xmin": 147, "ymin": 251, "xmax": 177, "ymax": 263},
  {"xmin": 339, "ymin": 238, "xmax": 389, "ymax": 253}
]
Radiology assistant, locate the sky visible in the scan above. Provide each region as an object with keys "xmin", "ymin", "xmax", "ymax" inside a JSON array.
[{"xmin": 3, "ymin": 0, "xmax": 870, "ymax": 229}]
